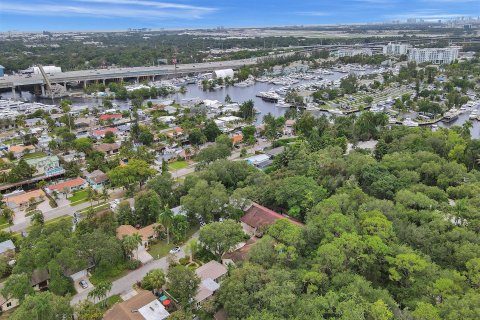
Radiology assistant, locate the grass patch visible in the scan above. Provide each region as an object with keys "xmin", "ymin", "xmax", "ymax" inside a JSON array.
[
  {"xmin": 148, "ymin": 223, "xmax": 199, "ymax": 259},
  {"xmin": 90, "ymin": 263, "xmax": 130, "ymax": 285},
  {"xmin": 22, "ymin": 151, "xmax": 47, "ymax": 160},
  {"xmin": 78, "ymin": 203, "xmax": 109, "ymax": 217},
  {"xmin": 25, "ymin": 216, "xmax": 72, "ymax": 232},
  {"xmin": 168, "ymin": 160, "xmax": 188, "ymax": 170},
  {"xmin": 0, "ymin": 216, "xmax": 9, "ymax": 230},
  {"xmin": 97, "ymin": 294, "xmax": 122, "ymax": 311},
  {"xmin": 68, "ymin": 190, "xmax": 88, "ymax": 205}
]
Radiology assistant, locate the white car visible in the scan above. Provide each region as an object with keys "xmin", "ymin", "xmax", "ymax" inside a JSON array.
[{"xmin": 169, "ymin": 247, "xmax": 181, "ymax": 254}]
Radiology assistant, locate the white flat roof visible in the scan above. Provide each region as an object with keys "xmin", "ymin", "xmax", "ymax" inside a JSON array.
[{"xmin": 138, "ymin": 300, "xmax": 170, "ymax": 320}]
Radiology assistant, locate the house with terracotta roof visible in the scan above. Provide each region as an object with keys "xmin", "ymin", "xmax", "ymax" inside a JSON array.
[
  {"xmin": 47, "ymin": 177, "xmax": 87, "ymax": 194},
  {"xmin": 231, "ymin": 134, "xmax": 243, "ymax": 145},
  {"xmin": 99, "ymin": 113, "xmax": 122, "ymax": 122},
  {"xmin": 103, "ymin": 289, "xmax": 169, "ymax": 320},
  {"xmin": 166, "ymin": 127, "xmax": 185, "ymax": 139},
  {"xmin": 3, "ymin": 189, "xmax": 46, "ymax": 211},
  {"xmin": 116, "ymin": 223, "xmax": 160, "ymax": 248},
  {"xmin": 222, "ymin": 237, "xmax": 257, "ymax": 267},
  {"xmin": 8, "ymin": 145, "xmax": 35, "ymax": 159},
  {"xmin": 91, "ymin": 127, "xmax": 118, "ymax": 139},
  {"xmin": 240, "ymin": 202, "xmax": 304, "ymax": 237}
]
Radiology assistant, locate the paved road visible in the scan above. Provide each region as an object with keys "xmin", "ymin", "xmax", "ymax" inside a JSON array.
[{"xmin": 70, "ymin": 235, "xmax": 195, "ymax": 305}]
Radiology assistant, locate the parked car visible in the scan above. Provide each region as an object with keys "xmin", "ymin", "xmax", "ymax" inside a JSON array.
[
  {"xmin": 79, "ymin": 280, "xmax": 88, "ymax": 289},
  {"xmin": 169, "ymin": 246, "xmax": 181, "ymax": 254}
]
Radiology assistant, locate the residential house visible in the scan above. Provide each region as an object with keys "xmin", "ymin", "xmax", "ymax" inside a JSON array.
[
  {"xmin": 231, "ymin": 134, "xmax": 243, "ymax": 146},
  {"xmin": 8, "ymin": 145, "xmax": 35, "ymax": 159},
  {"xmin": 26, "ymin": 155, "xmax": 61, "ymax": 176},
  {"xmin": 222, "ymin": 237, "xmax": 257, "ymax": 267},
  {"xmin": 245, "ymin": 154, "xmax": 272, "ymax": 169},
  {"xmin": 195, "ymin": 260, "xmax": 228, "ymax": 308},
  {"xmin": 240, "ymin": 202, "xmax": 304, "ymax": 237},
  {"xmin": 92, "ymin": 127, "xmax": 118, "ymax": 139},
  {"xmin": 85, "ymin": 170, "xmax": 108, "ymax": 189},
  {"xmin": 25, "ymin": 118, "xmax": 46, "ymax": 128},
  {"xmin": 284, "ymin": 119, "xmax": 296, "ymax": 135},
  {"xmin": 166, "ymin": 127, "xmax": 185, "ymax": 140},
  {"xmin": 0, "ymin": 283, "xmax": 19, "ymax": 312},
  {"xmin": 103, "ymin": 289, "xmax": 169, "ymax": 320},
  {"xmin": 94, "ymin": 143, "xmax": 120, "ymax": 155},
  {"xmin": 47, "ymin": 177, "xmax": 87, "ymax": 195},
  {"xmin": 3, "ymin": 189, "xmax": 46, "ymax": 211},
  {"xmin": 31, "ymin": 269, "xmax": 49, "ymax": 291},
  {"xmin": 0, "ymin": 240, "xmax": 15, "ymax": 257},
  {"xmin": 116, "ymin": 223, "xmax": 160, "ymax": 249},
  {"xmin": 99, "ymin": 113, "xmax": 122, "ymax": 122}
]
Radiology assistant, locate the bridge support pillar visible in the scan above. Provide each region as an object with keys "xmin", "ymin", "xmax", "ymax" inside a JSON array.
[
  {"xmin": 63, "ymin": 82, "xmax": 67, "ymax": 90},
  {"xmin": 41, "ymin": 85, "xmax": 45, "ymax": 96},
  {"xmin": 11, "ymin": 86, "xmax": 15, "ymax": 98},
  {"xmin": 102, "ymin": 79, "xmax": 105, "ymax": 85},
  {"xmin": 83, "ymin": 80, "xmax": 87, "ymax": 89}
]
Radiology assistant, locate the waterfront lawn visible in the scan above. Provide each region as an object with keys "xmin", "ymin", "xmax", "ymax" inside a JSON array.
[
  {"xmin": 68, "ymin": 190, "xmax": 89, "ymax": 204},
  {"xmin": 22, "ymin": 151, "xmax": 47, "ymax": 160},
  {"xmin": 168, "ymin": 160, "xmax": 188, "ymax": 170}
]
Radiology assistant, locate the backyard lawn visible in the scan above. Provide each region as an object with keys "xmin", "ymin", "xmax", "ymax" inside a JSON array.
[
  {"xmin": 168, "ymin": 160, "xmax": 189, "ymax": 170},
  {"xmin": 148, "ymin": 223, "xmax": 199, "ymax": 259},
  {"xmin": 68, "ymin": 190, "xmax": 89, "ymax": 205},
  {"xmin": 22, "ymin": 151, "xmax": 47, "ymax": 160}
]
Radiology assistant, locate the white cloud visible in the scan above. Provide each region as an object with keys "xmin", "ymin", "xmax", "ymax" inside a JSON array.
[{"xmin": 0, "ymin": 0, "xmax": 217, "ymax": 19}]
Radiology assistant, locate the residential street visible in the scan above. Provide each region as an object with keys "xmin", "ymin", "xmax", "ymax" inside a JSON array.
[{"xmin": 70, "ymin": 235, "xmax": 196, "ymax": 305}]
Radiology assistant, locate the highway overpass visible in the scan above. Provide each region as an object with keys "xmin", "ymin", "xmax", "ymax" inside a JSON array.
[{"xmin": 0, "ymin": 58, "xmax": 259, "ymax": 92}]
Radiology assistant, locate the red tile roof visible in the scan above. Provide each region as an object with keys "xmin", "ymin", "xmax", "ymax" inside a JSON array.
[
  {"xmin": 48, "ymin": 177, "xmax": 86, "ymax": 192},
  {"xmin": 231, "ymin": 134, "xmax": 243, "ymax": 143},
  {"xmin": 99, "ymin": 114, "xmax": 122, "ymax": 121},
  {"xmin": 93, "ymin": 127, "xmax": 118, "ymax": 137},
  {"xmin": 240, "ymin": 202, "xmax": 304, "ymax": 229}
]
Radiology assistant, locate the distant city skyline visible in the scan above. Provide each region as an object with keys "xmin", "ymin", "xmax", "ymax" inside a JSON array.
[{"xmin": 0, "ymin": 0, "xmax": 479, "ymax": 31}]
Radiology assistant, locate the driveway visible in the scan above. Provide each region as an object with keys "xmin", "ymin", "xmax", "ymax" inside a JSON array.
[{"xmin": 70, "ymin": 234, "xmax": 198, "ymax": 306}]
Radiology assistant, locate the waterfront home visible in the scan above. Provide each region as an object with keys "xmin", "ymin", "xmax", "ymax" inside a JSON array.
[{"xmin": 99, "ymin": 113, "xmax": 122, "ymax": 122}]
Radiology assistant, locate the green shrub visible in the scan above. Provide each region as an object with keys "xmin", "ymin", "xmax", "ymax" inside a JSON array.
[
  {"xmin": 179, "ymin": 257, "xmax": 190, "ymax": 266},
  {"xmin": 126, "ymin": 259, "xmax": 141, "ymax": 270}
]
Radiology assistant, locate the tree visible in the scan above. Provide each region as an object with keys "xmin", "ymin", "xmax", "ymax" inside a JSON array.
[
  {"xmin": 146, "ymin": 173, "xmax": 175, "ymax": 207},
  {"xmin": 199, "ymin": 220, "xmax": 245, "ymax": 259},
  {"xmin": 411, "ymin": 302, "xmax": 441, "ymax": 320},
  {"xmin": 88, "ymin": 281, "xmax": 112, "ymax": 307},
  {"xmin": 239, "ymin": 100, "xmax": 255, "ymax": 121},
  {"xmin": 263, "ymin": 113, "xmax": 285, "ymax": 141},
  {"xmin": 242, "ymin": 125, "xmax": 256, "ymax": 145},
  {"xmin": 188, "ymin": 128, "xmax": 207, "ymax": 146},
  {"xmin": 142, "ymin": 269, "xmax": 166, "ymax": 294},
  {"xmin": 122, "ymin": 234, "xmax": 142, "ymax": 259},
  {"xmin": 340, "ymin": 74, "xmax": 358, "ymax": 94},
  {"xmin": 2, "ymin": 207, "xmax": 15, "ymax": 225},
  {"xmin": 167, "ymin": 265, "xmax": 200, "ymax": 307},
  {"xmin": 185, "ymin": 239, "xmax": 200, "ymax": 262},
  {"xmin": 86, "ymin": 186, "xmax": 98, "ymax": 210},
  {"xmin": 134, "ymin": 190, "xmax": 162, "ymax": 226},
  {"xmin": 10, "ymin": 291, "xmax": 73, "ymax": 320},
  {"xmin": 74, "ymin": 137, "xmax": 93, "ymax": 154},
  {"xmin": 116, "ymin": 200, "xmax": 134, "ymax": 225},
  {"xmin": 181, "ymin": 180, "xmax": 230, "ymax": 222},
  {"xmin": 203, "ymin": 120, "xmax": 222, "ymax": 142},
  {"xmin": 158, "ymin": 206, "xmax": 174, "ymax": 244},
  {"xmin": 75, "ymin": 301, "xmax": 104, "ymax": 320},
  {"xmin": 31, "ymin": 211, "xmax": 45, "ymax": 226},
  {"xmin": 171, "ymin": 215, "xmax": 189, "ymax": 243},
  {"xmin": 103, "ymin": 131, "xmax": 115, "ymax": 143},
  {"xmin": 196, "ymin": 144, "xmax": 231, "ymax": 164},
  {"xmin": 107, "ymin": 159, "xmax": 157, "ymax": 192},
  {"xmin": 1, "ymin": 273, "xmax": 34, "ymax": 302}
]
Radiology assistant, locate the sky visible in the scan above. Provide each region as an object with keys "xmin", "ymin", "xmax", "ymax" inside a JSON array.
[{"xmin": 0, "ymin": 0, "xmax": 479, "ymax": 32}]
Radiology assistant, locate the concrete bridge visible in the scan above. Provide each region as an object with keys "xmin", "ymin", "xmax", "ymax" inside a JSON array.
[{"xmin": 0, "ymin": 58, "xmax": 259, "ymax": 94}]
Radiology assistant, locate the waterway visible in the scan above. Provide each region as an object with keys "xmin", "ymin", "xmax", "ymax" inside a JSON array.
[{"xmin": 3, "ymin": 70, "xmax": 480, "ymax": 138}]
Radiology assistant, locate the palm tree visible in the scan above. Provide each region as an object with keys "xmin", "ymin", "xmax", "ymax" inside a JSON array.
[
  {"xmin": 461, "ymin": 121, "xmax": 473, "ymax": 139},
  {"xmin": 88, "ymin": 281, "xmax": 112, "ymax": 307},
  {"xmin": 158, "ymin": 206, "xmax": 174, "ymax": 244},
  {"xmin": 86, "ymin": 186, "xmax": 95, "ymax": 209},
  {"xmin": 185, "ymin": 239, "xmax": 199, "ymax": 263},
  {"xmin": 100, "ymin": 188, "xmax": 109, "ymax": 203},
  {"xmin": 144, "ymin": 269, "xmax": 165, "ymax": 295},
  {"xmin": 2, "ymin": 207, "xmax": 15, "ymax": 226},
  {"xmin": 31, "ymin": 211, "xmax": 45, "ymax": 226},
  {"xmin": 122, "ymin": 235, "xmax": 138, "ymax": 260}
]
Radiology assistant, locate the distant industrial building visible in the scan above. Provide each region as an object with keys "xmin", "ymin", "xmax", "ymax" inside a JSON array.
[
  {"xmin": 334, "ymin": 48, "xmax": 373, "ymax": 57},
  {"xmin": 408, "ymin": 47, "xmax": 459, "ymax": 64},
  {"xmin": 383, "ymin": 43, "xmax": 409, "ymax": 55}
]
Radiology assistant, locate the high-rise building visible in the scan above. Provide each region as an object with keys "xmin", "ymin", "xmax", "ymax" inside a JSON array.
[
  {"xmin": 408, "ymin": 47, "xmax": 459, "ymax": 64},
  {"xmin": 383, "ymin": 43, "xmax": 409, "ymax": 55}
]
